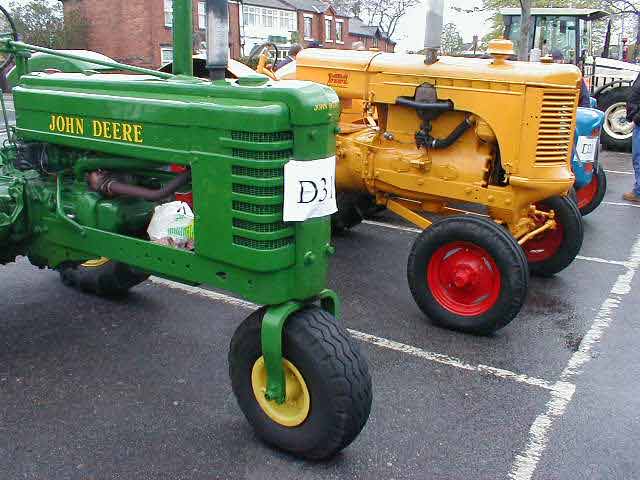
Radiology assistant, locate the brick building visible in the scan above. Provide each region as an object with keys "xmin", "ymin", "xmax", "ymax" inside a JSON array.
[
  {"xmin": 61, "ymin": 0, "xmax": 394, "ymax": 70},
  {"xmin": 61, "ymin": 0, "xmax": 242, "ymax": 69}
]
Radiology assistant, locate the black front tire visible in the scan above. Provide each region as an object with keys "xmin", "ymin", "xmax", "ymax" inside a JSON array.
[
  {"xmin": 59, "ymin": 259, "xmax": 149, "ymax": 296},
  {"xmin": 407, "ymin": 216, "xmax": 529, "ymax": 335},
  {"xmin": 523, "ymin": 196, "xmax": 584, "ymax": 277},
  {"xmin": 229, "ymin": 307, "xmax": 372, "ymax": 460}
]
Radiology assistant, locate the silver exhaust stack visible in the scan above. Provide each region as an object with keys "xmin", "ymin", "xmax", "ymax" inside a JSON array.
[
  {"xmin": 206, "ymin": 0, "xmax": 229, "ymax": 80},
  {"xmin": 424, "ymin": 0, "xmax": 444, "ymax": 65}
]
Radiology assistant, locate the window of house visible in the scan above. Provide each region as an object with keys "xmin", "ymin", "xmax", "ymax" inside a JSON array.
[
  {"xmin": 244, "ymin": 6, "xmax": 258, "ymax": 26},
  {"xmin": 325, "ymin": 17, "xmax": 332, "ymax": 42},
  {"xmin": 336, "ymin": 20, "xmax": 344, "ymax": 43},
  {"xmin": 304, "ymin": 16, "xmax": 313, "ymax": 39},
  {"xmin": 262, "ymin": 8, "xmax": 275, "ymax": 28},
  {"xmin": 372, "ymin": 36, "xmax": 379, "ymax": 48},
  {"xmin": 198, "ymin": 2, "xmax": 206, "ymax": 29},
  {"xmin": 161, "ymin": 47, "xmax": 173, "ymax": 66},
  {"xmin": 164, "ymin": 0, "xmax": 173, "ymax": 27},
  {"xmin": 280, "ymin": 10, "xmax": 295, "ymax": 31},
  {"xmin": 290, "ymin": 11, "xmax": 296, "ymax": 31}
]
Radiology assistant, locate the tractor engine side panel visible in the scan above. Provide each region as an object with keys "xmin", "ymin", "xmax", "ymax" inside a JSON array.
[{"xmin": 8, "ymin": 73, "xmax": 340, "ymax": 305}]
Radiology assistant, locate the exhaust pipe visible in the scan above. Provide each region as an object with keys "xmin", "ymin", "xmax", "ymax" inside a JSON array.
[
  {"xmin": 206, "ymin": 0, "xmax": 229, "ymax": 80},
  {"xmin": 424, "ymin": 0, "xmax": 444, "ymax": 65},
  {"xmin": 172, "ymin": 0, "xmax": 193, "ymax": 76}
]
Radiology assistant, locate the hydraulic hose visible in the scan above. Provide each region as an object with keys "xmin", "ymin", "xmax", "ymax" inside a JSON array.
[
  {"xmin": 396, "ymin": 97, "xmax": 453, "ymax": 112},
  {"xmin": 88, "ymin": 170, "xmax": 191, "ymax": 201},
  {"xmin": 430, "ymin": 117, "xmax": 473, "ymax": 149}
]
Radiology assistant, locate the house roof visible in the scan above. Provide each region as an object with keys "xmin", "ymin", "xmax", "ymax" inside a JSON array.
[
  {"xmin": 348, "ymin": 17, "xmax": 377, "ymax": 36},
  {"xmin": 348, "ymin": 17, "xmax": 396, "ymax": 44},
  {"xmin": 244, "ymin": 0, "xmax": 296, "ymax": 10},
  {"xmin": 280, "ymin": 0, "xmax": 331, "ymax": 13}
]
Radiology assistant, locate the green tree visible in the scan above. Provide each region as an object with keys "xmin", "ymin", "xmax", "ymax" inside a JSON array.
[
  {"xmin": 8, "ymin": 0, "xmax": 88, "ymax": 49},
  {"xmin": 441, "ymin": 22, "xmax": 464, "ymax": 55}
]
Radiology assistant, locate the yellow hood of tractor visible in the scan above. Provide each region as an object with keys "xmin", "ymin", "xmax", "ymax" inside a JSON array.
[{"xmin": 296, "ymin": 49, "xmax": 582, "ymax": 101}]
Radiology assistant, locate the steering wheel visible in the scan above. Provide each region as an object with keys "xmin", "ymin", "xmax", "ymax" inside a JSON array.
[
  {"xmin": 251, "ymin": 42, "xmax": 279, "ymax": 81},
  {"xmin": 0, "ymin": 4, "xmax": 18, "ymax": 72}
]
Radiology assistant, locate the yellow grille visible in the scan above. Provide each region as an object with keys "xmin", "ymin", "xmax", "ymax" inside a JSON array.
[{"xmin": 535, "ymin": 91, "xmax": 578, "ymax": 164}]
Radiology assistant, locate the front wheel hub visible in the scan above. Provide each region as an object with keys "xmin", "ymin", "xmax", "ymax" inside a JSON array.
[
  {"xmin": 251, "ymin": 356, "xmax": 311, "ymax": 427},
  {"xmin": 428, "ymin": 242, "xmax": 501, "ymax": 317}
]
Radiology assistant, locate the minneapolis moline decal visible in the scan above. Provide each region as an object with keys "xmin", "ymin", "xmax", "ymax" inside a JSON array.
[
  {"xmin": 327, "ymin": 72, "xmax": 349, "ymax": 88},
  {"xmin": 48, "ymin": 114, "xmax": 144, "ymax": 144}
]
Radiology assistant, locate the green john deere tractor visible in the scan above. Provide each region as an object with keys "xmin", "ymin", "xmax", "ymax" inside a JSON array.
[{"xmin": 0, "ymin": 0, "xmax": 371, "ymax": 459}]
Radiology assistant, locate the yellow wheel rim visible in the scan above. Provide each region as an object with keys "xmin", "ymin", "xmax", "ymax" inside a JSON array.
[
  {"xmin": 81, "ymin": 257, "xmax": 111, "ymax": 268},
  {"xmin": 251, "ymin": 356, "xmax": 311, "ymax": 427}
]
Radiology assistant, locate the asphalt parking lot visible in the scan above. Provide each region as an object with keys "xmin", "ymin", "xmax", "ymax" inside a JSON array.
[{"xmin": 1, "ymin": 145, "xmax": 639, "ymax": 479}]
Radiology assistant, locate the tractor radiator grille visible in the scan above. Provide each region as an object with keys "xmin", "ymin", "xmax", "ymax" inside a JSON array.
[
  {"xmin": 231, "ymin": 131, "xmax": 293, "ymax": 143},
  {"xmin": 233, "ymin": 219, "xmax": 289, "ymax": 233},
  {"xmin": 232, "ymin": 201, "xmax": 281, "ymax": 215},
  {"xmin": 233, "ymin": 149, "xmax": 292, "ymax": 161},
  {"xmin": 233, "ymin": 236, "xmax": 294, "ymax": 250},
  {"xmin": 535, "ymin": 91, "xmax": 578, "ymax": 164},
  {"xmin": 230, "ymin": 134, "xmax": 293, "ymax": 251},
  {"xmin": 232, "ymin": 166, "xmax": 283, "ymax": 178},
  {"xmin": 232, "ymin": 184, "xmax": 284, "ymax": 197}
]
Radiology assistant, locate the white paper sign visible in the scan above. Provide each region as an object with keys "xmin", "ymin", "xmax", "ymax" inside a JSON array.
[
  {"xmin": 576, "ymin": 136, "xmax": 598, "ymax": 163},
  {"xmin": 283, "ymin": 156, "xmax": 338, "ymax": 222}
]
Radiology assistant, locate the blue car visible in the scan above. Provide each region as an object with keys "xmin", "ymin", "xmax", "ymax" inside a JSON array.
[{"xmin": 573, "ymin": 103, "xmax": 607, "ymax": 216}]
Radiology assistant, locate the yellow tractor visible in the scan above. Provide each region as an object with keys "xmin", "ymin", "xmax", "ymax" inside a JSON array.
[{"xmin": 256, "ymin": 35, "xmax": 584, "ymax": 335}]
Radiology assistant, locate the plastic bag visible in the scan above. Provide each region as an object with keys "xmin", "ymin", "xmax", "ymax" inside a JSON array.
[{"xmin": 147, "ymin": 201, "xmax": 195, "ymax": 250}]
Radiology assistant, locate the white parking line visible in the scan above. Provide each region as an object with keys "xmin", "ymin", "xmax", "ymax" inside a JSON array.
[
  {"xmin": 363, "ymin": 219, "xmax": 421, "ymax": 233},
  {"xmin": 509, "ymin": 235, "xmax": 640, "ymax": 480},
  {"xmin": 150, "ymin": 277, "xmax": 257, "ymax": 309},
  {"xmin": 604, "ymin": 201, "xmax": 640, "ymax": 209},
  {"xmin": 149, "ymin": 277, "xmax": 559, "ymax": 393},
  {"xmin": 604, "ymin": 169, "xmax": 634, "ymax": 175},
  {"xmin": 363, "ymin": 220, "xmax": 629, "ymax": 268},
  {"xmin": 348, "ymin": 330, "xmax": 564, "ymax": 392},
  {"xmin": 574, "ymin": 255, "xmax": 631, "ymax": 268}
]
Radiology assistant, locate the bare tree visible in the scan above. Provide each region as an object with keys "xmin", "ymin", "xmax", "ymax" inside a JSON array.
[
  {"xmin": 518, "ymin": 0, "xmax": 531, "ymax": 60},
  {"xmin": 332, "ymin": 0, "xmax": 419, "ymax": 38}
]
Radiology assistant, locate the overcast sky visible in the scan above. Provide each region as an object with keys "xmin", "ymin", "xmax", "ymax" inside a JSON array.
[{"xmin": 395, "ymin": 0, "xmax": 493, "ymax": 52}]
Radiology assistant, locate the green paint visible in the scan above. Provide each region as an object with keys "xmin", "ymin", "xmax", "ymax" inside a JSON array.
[
  {"xmin": 0, "ymin": 2, "xmax": 342, "ymax": 402},
  {"xmin": 261, "ymin": 301, "xmax": 303, "ymax": 404},
  {"xmin": 172, "ymin": 0, "xmax": 194, "ymax": 77}
]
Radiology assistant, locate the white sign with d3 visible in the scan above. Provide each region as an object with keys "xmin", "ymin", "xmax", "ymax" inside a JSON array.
[
  {"xmin": 283, "ymin": 156, "xmax": 338, "ymax": 222},
  {"xmin": 576, "ymin": 136, "xmax": 599, "ymax": 163}
]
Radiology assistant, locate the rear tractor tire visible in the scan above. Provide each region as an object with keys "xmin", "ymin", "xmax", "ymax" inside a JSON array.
[
  {"xmin": 59, "ymin": 258, "xmax": 149, "ymax": 296},
  {"xmin": 407, "ymin": 216, "xmax": 529, "ymax": 335},
  {"xmin": 522, "ymin": 196, "xmax": 584, "ymax": 277},
  {"xmin": 229, "ymin": 306, "xmax": 372, "ymax": 460},
  {"xmin": 331, "ymin": 192, "xmax": 378, "ymax": 233},
  {"xmin": 598, "ymin": 87, "xmax": 633, "ymax": 151}
]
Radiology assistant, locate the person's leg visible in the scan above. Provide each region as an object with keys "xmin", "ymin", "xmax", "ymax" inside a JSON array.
[{"xmin": 634, "ymin": 126, "xmax": 640, "ymax": 196}]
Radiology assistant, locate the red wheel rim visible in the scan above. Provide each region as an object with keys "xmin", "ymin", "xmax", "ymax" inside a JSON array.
[
  {"xmin": 576, "ymin": 169, "xmax": 598, "ymax": 210},
  {"xmin": 524, "ymin": 206, "xmax": 564, "ymax": 263},
  {"xmin": 427, "ymin": 242, "xmax": 502, "ymax": 317}
]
